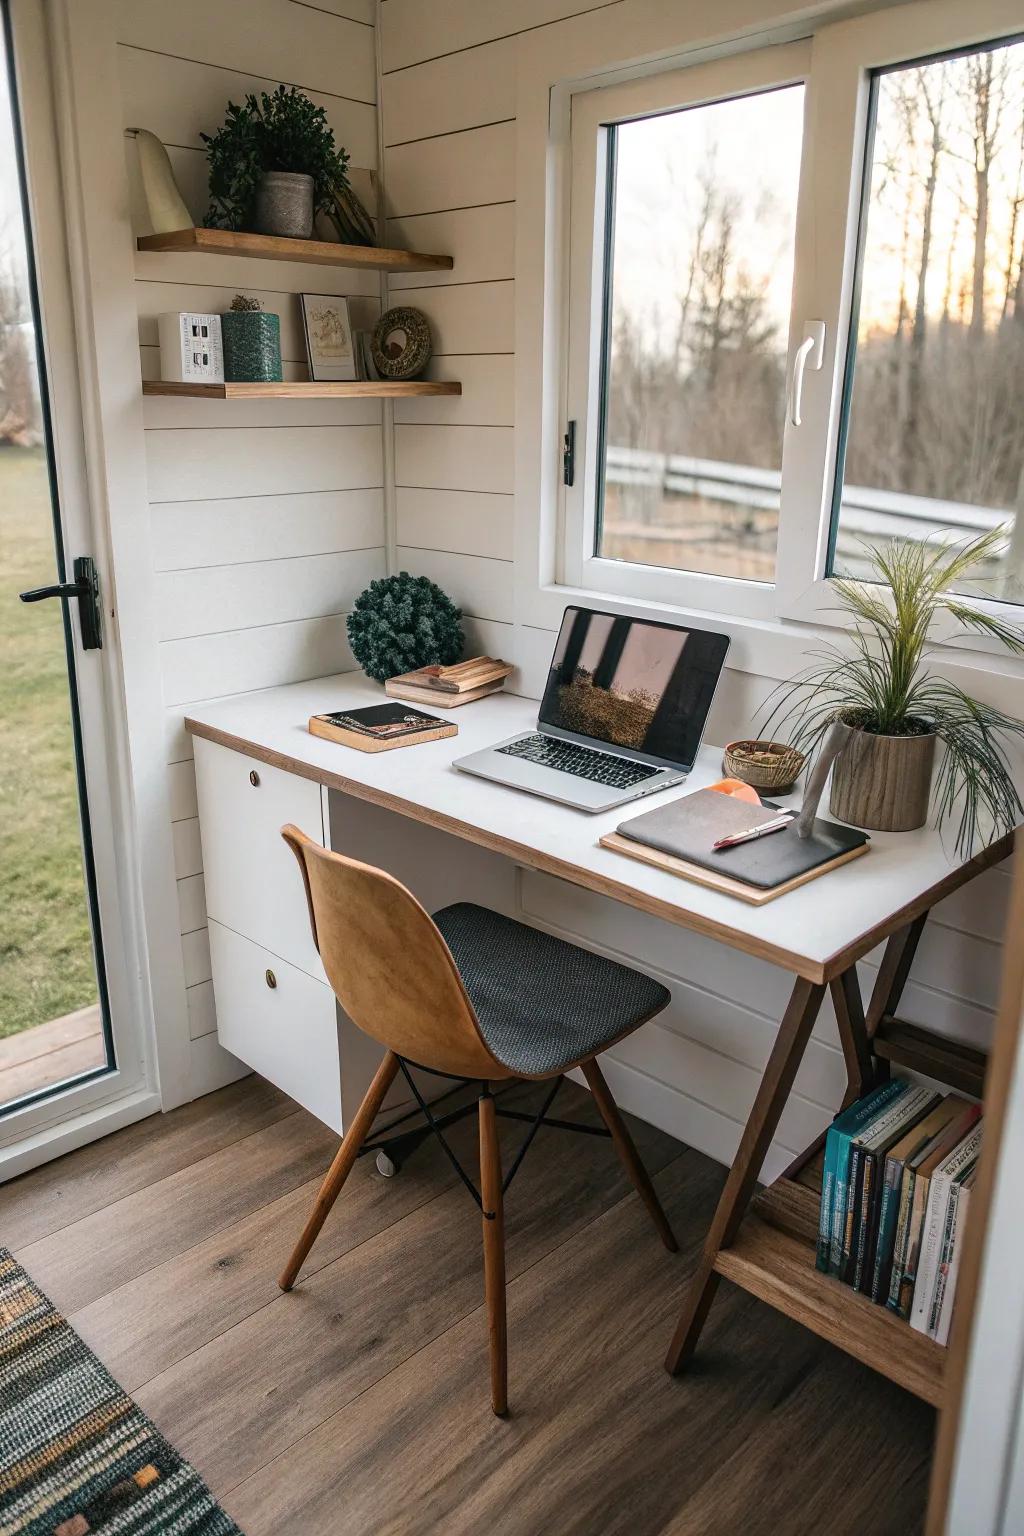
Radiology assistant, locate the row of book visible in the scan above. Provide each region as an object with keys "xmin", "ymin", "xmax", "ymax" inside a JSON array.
[{"xmin": 816, "ymin": 1077, "xmax": 982, "ymax": 1345}]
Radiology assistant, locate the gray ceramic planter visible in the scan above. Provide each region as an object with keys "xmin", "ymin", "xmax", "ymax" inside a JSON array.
[{"xmin": 254, "ymin": 171, "xmax": 314, "ymax": 239}]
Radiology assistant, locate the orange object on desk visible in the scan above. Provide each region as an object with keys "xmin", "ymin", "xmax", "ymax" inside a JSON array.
[{"xmin": 706, "ymin": 778, "xmax": 762, "ymax": 805}]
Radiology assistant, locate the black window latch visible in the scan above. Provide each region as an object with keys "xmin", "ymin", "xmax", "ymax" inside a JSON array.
[{"xmin": 563, "ymin": 420, "xmax": 576, "ymax": 487}]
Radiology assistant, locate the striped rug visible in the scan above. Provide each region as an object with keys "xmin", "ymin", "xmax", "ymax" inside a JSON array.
[{"xmin": 0, "ymin": 1250, "xmax": 242, "ymax": 1535}]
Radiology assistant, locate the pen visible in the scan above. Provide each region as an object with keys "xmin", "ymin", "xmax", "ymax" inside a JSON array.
[{"xmin": 713, "ymin": 812, "xmax": 796, "ymax": 851}]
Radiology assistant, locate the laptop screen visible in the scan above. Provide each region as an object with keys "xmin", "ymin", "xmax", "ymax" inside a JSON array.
[{"xmin": 538, "ymin": 607, "xmax": 730, "ymax": 770}]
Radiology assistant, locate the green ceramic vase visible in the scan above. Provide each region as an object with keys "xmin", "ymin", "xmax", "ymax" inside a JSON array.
[{"xmin": 222, "ymin": 311, "xmax": 283, "ymax": 383}]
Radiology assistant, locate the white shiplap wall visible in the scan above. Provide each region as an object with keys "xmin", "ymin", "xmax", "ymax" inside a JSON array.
[
  {"xmin": 377, "ymin": 0, "xmax": 1013, "ymax": 1179},
  {"xmin": 116, "ymin": 0, "xmax": 382, "ymax": 1091}
]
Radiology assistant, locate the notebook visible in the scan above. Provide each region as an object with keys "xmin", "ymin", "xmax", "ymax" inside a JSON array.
[
  {"xmin": 604, "ymin": 787, "xmax": 868, "ymax": 899},
  {"xmin": 308, "ymin": 703, "xmax": 457, "ymax": 753}
]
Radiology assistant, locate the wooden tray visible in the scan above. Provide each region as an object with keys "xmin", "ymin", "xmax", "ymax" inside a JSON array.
[{"xmin": 598, "ymin": 831, "xmax": 868, "ymax": 905}]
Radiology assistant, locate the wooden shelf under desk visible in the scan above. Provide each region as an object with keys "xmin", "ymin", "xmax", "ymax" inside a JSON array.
[
  {"xmin": 136, "ymin": 227, "xmax": 453, "ymax": 273},
  {"xmin": 141, "ymin": 379, "xmax": 462, "ymax": 400},
  {"xmin": 718, "ymin": 1208, "xmax": 947, "ymax": 1407},
  {"xmin": 743, "ymin": 1140, "xmax": 948, "ymax": 1407},
  {"xmin": 709, "ymin": 1019, "xmax": 994, "ymax": 1435},
  {"xmin": 872, "ymin": 1018, "xmax": 988, "ymax": 1099}
]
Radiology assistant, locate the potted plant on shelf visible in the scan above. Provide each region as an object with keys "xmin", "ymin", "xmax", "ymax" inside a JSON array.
[
  {"xmin": 202, "ymin": 85, "xmax": 369, "ymax": 242},
  {"xmin": 764, "ymin": 529, "xmax": 1024, "ymax": 855},
  {"xmin": 221, "ymin": 294, "xmax": 283, "ymax": 383}
]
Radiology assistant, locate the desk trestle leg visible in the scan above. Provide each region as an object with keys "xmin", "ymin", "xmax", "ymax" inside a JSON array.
[{"xmin": 664, "ymin": 976, "xmax": 827, "ymax": 1376}]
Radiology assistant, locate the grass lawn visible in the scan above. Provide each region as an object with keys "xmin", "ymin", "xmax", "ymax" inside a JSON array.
[{"xmin": 0, "ymin": 445, "xmax": 97, "ymax": 1039}]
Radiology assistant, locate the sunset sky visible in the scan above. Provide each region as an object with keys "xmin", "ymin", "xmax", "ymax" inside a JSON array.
[{"xmin": 606, "ymin": 34, "xmax": 1024, "ymax": 357}]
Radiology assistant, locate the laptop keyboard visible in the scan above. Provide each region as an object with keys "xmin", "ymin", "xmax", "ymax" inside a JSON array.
[{"xmin": 497, "ymin": 734, "xmax": 661, "ymax": 789}]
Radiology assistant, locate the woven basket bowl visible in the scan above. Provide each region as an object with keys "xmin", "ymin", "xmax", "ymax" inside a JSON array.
[{"xmin": 722, "ymin": 739, "xmax": 806, "ymax": 794}]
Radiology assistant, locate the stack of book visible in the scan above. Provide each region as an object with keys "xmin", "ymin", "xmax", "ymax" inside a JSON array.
[
  {"xmin": 384, "ymin": 656, "xmax": 513, "ymax": 708},
  {"xmin": 816, "ymin": 1077, "xmax": 982, "ymax": 1345}
]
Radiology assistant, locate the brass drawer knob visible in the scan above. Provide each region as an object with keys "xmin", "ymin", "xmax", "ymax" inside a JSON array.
[
  {"xmin": 249, "ymin": 769, "xmax": 260, "ymax": 787},
  {"xmin": 265, "ymin": 968, "xmax": 277, "ymax": 989}
]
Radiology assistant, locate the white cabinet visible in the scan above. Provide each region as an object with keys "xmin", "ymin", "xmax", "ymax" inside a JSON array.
[
  {"xmin": 191, "ymin": 735, "xmax": 503, "ymax": 1136},
  {"xmin": 194, "ymin": 738, "xmax": 325, "ymax": 981},
  {"xmin": 193, "ymin": 737, "xmax": 342, "ymax": 1127},
  {"xmin": 208, "ymin": 919, "xmax": 343, "ymax": 1132}
]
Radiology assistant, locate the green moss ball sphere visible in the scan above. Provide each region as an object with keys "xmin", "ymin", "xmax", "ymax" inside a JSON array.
[{"xmin": 347, "ymin": 572, "xmax": 464, "ymax": 683}]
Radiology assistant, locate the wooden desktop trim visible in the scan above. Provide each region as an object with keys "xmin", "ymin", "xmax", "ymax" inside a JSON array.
[{"xmin": 183, "ymin": 717, "xmax": 1012, "ymax": 984}]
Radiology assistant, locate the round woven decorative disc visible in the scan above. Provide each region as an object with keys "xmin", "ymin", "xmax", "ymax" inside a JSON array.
[{"xmin": 371, "ymin": 306, "xmax": 432, "ymax": 380}]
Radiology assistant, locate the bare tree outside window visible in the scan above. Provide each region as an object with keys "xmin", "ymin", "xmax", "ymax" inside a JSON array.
[
  {"xmin": 596, "ymin": 85, "xmax": 804, "ymax": 583},
  {"xmin": 833, "ymin": 36, "xmax": 1024, "ymax": 603}
]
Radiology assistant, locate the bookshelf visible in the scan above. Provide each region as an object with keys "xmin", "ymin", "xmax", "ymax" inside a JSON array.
[
  {"xmin": 136, "ymin": 227, "xmax": 453, "ymax": 273},
  {"xmin": 749, "ymin": 1141, "xmax": 947, "ymax": 1405}
]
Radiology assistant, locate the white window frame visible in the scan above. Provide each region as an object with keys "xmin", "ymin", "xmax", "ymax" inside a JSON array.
[{"xmin": 559, "ymin": 0, "xmax": 1024, "ymax": 639}]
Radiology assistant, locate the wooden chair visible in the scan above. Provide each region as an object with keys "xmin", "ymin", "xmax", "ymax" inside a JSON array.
[{"xmin": 277, "ymin": 824, "xmax": 677, "ymax": 1415}]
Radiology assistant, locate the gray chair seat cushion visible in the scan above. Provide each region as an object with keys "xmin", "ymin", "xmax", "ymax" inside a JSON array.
[{"xmin": 432, "ymin": 902, "xmax": 670, "ymax": 1076}]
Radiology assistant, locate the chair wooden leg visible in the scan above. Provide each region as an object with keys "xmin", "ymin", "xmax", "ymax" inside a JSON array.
[
  {"xmin": 581, "ymin": 1057, "xmax": 678, "ymax": 1253},
  {"xmin": 479, "ymin": 1089, "xmax": 508, "ymax": 1417},
  {"xmin": 278, "ymin": 1050, "xmax": 399, "ymax": 1292}
]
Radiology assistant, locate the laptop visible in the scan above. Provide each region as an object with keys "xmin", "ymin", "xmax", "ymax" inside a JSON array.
[{"xmin": 453, "ymin": 605, "xmax": 730, "ymax": 812}]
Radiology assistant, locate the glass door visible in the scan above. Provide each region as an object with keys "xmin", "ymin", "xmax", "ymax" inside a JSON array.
[{"xmin": 0, "ymin": 1, "xmax": 115, "ymax": 1117}]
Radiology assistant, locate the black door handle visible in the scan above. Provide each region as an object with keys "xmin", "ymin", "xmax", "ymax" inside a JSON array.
[
  {"xmin": 20, "ymin": 579, "xmax": 85, "ymax": 601},
  {"xmin": 19, "ymin": 555, "xmax": 102, "ymax": 650}
]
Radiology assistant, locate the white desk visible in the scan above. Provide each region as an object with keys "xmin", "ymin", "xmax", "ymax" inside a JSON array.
[
  {"xmin": 185, "ymin": 670, "xmax": 1008, "ymax": 1408},
  {"xmin": 186, "ymin": 672, "xmax": 1002, "ymax": 986}
]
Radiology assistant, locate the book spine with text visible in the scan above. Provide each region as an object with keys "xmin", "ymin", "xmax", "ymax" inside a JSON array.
[
  {"xmin": 928, "ymin": 1180, "xmax": 962, "ymax": 1339},
  {"xmin": 911, "ymin": 1126, "xmax": 983, "ymax": 1335},
  {"xmin": 826, "ymin": 1080, "xmax": 909, "ymax": 1276},
  {"xmin": 935, "ymin": 1177, "xmax": 974, "ymax": 1347},
  {"xmin": 872, "ymin": 1155, "xmax": 906, "ymax": 1303},
  {"xmin": 887, "ymin": 1165, "xmax": 918, "ymax": 1312}
]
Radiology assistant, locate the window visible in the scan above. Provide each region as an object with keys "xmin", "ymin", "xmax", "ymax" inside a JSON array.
[
  {"xmin": 597, "ymin": 86, "xmax": 804, "ymax": 586},
  {"xmin": 561, "ymin": 6, "xmax": 1024, "ymax": 629},
  {"xmin": 831, "ymin": 35, "xmax": 1024, "ymax": 605}
]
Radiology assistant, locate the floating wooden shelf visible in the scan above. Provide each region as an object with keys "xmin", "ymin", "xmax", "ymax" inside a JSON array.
[
  {"xmin": 141, "ymin": 380, "xmax": 461, "ymax": 400},
  {"xmin": 136, "ymin": 227, "xmax": 453, "ymax": 273}
]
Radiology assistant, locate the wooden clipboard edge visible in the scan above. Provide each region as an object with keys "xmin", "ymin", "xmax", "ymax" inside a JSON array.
[{"xmin": 598, "ymin": 831, "xmax": 869, "ymax": 905}]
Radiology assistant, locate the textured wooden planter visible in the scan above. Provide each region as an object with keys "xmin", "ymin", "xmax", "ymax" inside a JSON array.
[{"xmin": 830, "ymin": 726, "xmax": 936, "ymax": 832}]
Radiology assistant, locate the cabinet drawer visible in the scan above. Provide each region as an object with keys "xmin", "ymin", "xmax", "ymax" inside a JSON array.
[
  {"xmin": 194, "ymin": 738, "xmax": 324, "ymax": 980},
  {"xmin": 209, "ymin": 919, "xmax": 342, "ymax": 1131}
]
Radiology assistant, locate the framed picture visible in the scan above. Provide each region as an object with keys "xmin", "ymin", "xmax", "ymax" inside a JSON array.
[{"xmin": 300, "ymin": 294, "xmax": 356, "ymax": 381}]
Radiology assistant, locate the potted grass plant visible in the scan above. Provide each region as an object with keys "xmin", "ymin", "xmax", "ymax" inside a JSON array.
[{"xmin": 764, "ymin": 528, "xmax": 1024, "ymax": 854}]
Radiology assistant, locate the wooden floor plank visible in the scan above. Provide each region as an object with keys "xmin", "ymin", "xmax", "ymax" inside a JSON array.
[
  {"xmin": 0, "ymin": 1075, "xmax": 290, "ymax": 1249},
  {"xmin": 132, "ymin": 1084, "xmax": 681, "ymax": 1495},
  {"xmin": 70, "ymin": 1121, "xmax": 469, "ymax": 1390},
  {"xmin": 0, "ymin": 1006, "xmax": 101, "ymax": 1068},
  {"xmin": 223, "ymin": 1157, "xmax": 932, "ymax": 1536},
  {"xmin": 0, "ymin": 1032, "xmax": 107, "ymax": 1104},
  {"xmin": 5, "ymin": 1076, "xmax": 935, "ymax": 1534},
  {"xmin": 17, "ymin": 1108, "xmax": 337, "ymax": 1315},
  {"xmin": 218, "ymin": 1159, "xmax": 800, "ymax": 1536},
  {"xmin": 662, "ymin": 1344, "xmax": 933, "ymax": 1536}
]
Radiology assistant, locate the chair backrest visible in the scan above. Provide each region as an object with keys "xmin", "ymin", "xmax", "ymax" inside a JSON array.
[{"xmin": 281, "ymin": 825, "xmax": 510, "ymax": 1080}]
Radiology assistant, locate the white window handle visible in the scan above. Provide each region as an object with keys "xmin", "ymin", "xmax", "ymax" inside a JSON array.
[{"xmin": 789, "ymin": 321, "xmax": 825, "ymax": 427}]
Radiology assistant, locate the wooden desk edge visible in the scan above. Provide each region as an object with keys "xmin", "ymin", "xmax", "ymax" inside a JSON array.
[
  {"xmin": 184, "ymin": 719, "xmax": 1012, "ymax": 984},
  {"xmin": 820, "ymin": 830, "xmax": 1014, "ymax": 978}
]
